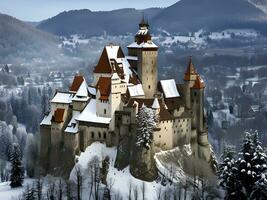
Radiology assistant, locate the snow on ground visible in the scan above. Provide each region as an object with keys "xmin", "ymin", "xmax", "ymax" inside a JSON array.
[
  {"xmin": 155, "ymin": 144, "xmax": 192, "ymax": 185},
  {"xmin": 209, "ymin": 29, "xmax": 258, "ymax": 40},
  {"xmin": 0, "ymin": 179, "xmax": 34, "ymax": 200},
  {"xmin": 71, "ymin": 142, "xmax": 172, "ymax": 200}
]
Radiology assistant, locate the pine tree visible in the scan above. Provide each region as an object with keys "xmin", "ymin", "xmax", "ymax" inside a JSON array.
[
  {"xmin": 237, "ymin": 132, "xmax": 255, "ymax": 195},
  {"xmin": 136, "ymin": 105, "xmax": 158, "ymax": 150},
  {"xmin": 251, "ymin": 132, "xmax": 267, "ymax": 182},
  {"xmin": 250, "ymin": 173, "xmax": 267, "ymax": 200},
  {"xmin": 218, "ymin": 146, "xmax": 246, "ymax": 200},
  {"xmin": 10, "ymin": 143, "xmax": 24, "ymax": 188}
]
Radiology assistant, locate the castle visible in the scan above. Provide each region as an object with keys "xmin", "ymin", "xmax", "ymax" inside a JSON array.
[{"xmin": 39, "ymin": 18, "xmax": 213, "ymax": 176}]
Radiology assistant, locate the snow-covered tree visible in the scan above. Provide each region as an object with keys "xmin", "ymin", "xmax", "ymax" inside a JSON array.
[
  {"xmin": 218, "ymin": 146, "xmax": 246, "ymax": 200},
  {"xmin": 24, "ymin": 133, "xmax": 38, "ymax": 177},
  {"xmin": 251, "ymin": 132, "xmax": 267, "ymax": 182},
  {"xmin": 10, "ymin": 143, "xmax": 24, "ymax": 188},
  {"xmin": 0, "ymin": 121, "xmax": 13, "ymax": 161},
  {"xmin": 136, "ymin": 105, "xmax": 158, "ymax": 149},
  {"xmin": 250, "ymin": 173, "xmax": 267, "ymax": 200},
  {"xmin": 237, "ymin": 132, "xmax": 255, "ymax": 194}
]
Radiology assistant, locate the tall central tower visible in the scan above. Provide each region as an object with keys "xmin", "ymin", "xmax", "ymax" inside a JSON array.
[{"xmin": 127, "ymin": 17, "xmax": 158, "ymax": 98}]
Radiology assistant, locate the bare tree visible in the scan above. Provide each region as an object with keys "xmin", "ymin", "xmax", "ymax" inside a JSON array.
[
  {"xmin": 46, "ymin": 182, "xmax": 56, "ymax": 200},
  {"xmin": 73, "ymin": 165, "xmax": 83, "ymax": 200},
  {"xmin": 133, "ymin": 186, "xmax": 138, "ymax": 200},
  {"xmin": 157, "ymin": 186, "xmax": 162, "ymax": 200},
  {"xmin": 66, "ymin": 180, "xmax": 74, "ymax": 200},
  {"xmin": 128, "ymin": 181, "xmax": 132, "ymax": 200},
  {"xmin": 58, "ymin": 179, "xmax": 64, "ymax": 200},
  {"xmin": 141, "ymin": 182, "xmax": 145, "ymax": 200},
  {"xmin": 35, "ymin": 178, "xmax": 43, "ymax": 200},
  {"xmin": 183, "ymin": 178, "xmax": 188, "ymax": 200}
]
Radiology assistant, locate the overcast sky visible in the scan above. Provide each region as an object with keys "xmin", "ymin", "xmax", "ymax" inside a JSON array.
[{"xmin": 0, "ymin": 0, "xmax": 178, "ymax": 21}]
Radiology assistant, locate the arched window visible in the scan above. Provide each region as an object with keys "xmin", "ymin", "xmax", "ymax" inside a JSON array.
[
  {"xmin": 148, "ymin": 85, "xmax": 151, "ymax": 89},
  {"xmin": 91, "ymin": 132, "xmax": 94, "ymax": 138},
  {"xmin": 103, "ymin": 132, "xmax": 107, "ymax": 139},
  {"xmin": 104, "ymin": 109, "xmax": 106, "ymax": 115},
  {"xmin": 98, "ymin": 132, "xmax": 101, "ymax": 138}
]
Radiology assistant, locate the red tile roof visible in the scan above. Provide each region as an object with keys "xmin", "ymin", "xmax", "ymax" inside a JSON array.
[
  {"xmin": 94, "ymin": 48, "xmax": 112, "ymax": 74},
  {"xmin": 53, "ymin": 108, "xmax": 65, "ymax": 123},
  {"xmin": 193, "ymin": 75, "xmax": 205, "ymax": 89},
  {"xmin": 96, "ymin": 77, "xmax": 111, "ymax": 100},
  {"xmin": 70, "ymin": 75, "xmax": 84, "ymax": 92},
  {"xmin": 94, "ymin": 46, "xmax": 124, "ymax": 74}
]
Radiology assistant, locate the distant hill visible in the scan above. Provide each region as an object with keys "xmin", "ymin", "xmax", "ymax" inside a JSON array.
[
  {"xmin": 153, "ymin": 0, "xmax": 267, "ymax": 34},
  {"xmin": 37, "ymin": 0, "xmax": 267, "ymax": 37},
  {"xmin": 248, "ymin": 0, "xmax": 267, "ymax": 14},
  {"xmin": 37, "ymin": 8, "xmax": 162, "ymax": 37},
  {"xmin": 0, "ymin": 13, "xmax": 60, "ymax": 63}
]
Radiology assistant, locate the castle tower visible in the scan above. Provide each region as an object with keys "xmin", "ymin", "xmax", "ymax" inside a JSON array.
[
  {"xmin": 191, "ymin": 75, "xmax": 205, "ymax": 133},
  {"xmin": 127, "ymin": 17, "xmax": 158, "ymax": 98},
  {"xmin": 184, "ymin": 57, "xmax": 198, "ymax": 109}
]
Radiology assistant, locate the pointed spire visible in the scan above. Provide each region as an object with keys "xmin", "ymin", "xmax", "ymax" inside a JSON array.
[
  {"xmin": 139, "ymin": 12, "xmax": 149, "ymax": 28},
  {"xmin": 184, "ymin": 56, "xmax": 197, "ymax": 81},
  {"xmin": 186, "ymin": 56, "xmax": 196, "ymax": 74}
]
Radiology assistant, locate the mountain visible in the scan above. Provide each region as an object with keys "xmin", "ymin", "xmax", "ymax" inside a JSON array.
[
  {"xmin": 37, "ymin": 8, "xmax": 162, "ymax": 37},
  {"xmin": 0, "ymin": 13, "xmax": 60, "ymax": 63},
  {"xmin": 152, "ymin": 0, "xmax": 267, "ymax": 34},
  {"xmin": 37, "ymin": 0, "xmax": 267, "ymax": 37},
  {"xmin": 248, "ymin": 0, "xmax": 267, "ymax": 14}
]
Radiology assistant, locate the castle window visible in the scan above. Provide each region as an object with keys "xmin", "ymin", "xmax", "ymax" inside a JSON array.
[
  {"xmin": 98, "ymin": 132, "xmax": 101, "ymax": 138},
  {"xmin": 148, "ymin": 85, "xmax": 151, "ymax": 89},
  {"xmin": 104, "ymin": 109, "xmax": 106, "ymax": 115},
  {"xmin": 159, "ymin": 135, "xmax": 161, "ymax": 138},
  {"xmin": 91, "ymin": 132, "xmax": 94, "ymax": 138},
  {"xmin": 103, "ymin": 132, "xmax": 107, "ymax": 139}
]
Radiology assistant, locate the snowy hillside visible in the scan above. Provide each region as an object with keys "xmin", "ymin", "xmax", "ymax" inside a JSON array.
[
  {"xmin": 70, "ymin": 142, "xmax": 194, "ymax": 199},
  {"xmin": 0, "ymin": 179, "xmax": 34, "ymax": 200}
]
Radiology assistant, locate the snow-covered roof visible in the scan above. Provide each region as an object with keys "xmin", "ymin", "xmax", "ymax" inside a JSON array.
[
  {"xmin": 111, "ymin": 72, "xmax": 120, "ymax": 80},
  {"xmin": 88, "ymin": 85, "xmax": 96, "ymax": 96},
  {"xmin": 51, "ymin": 92, "xmax": 73, "ymax": 104},
  {"xmin": 152, "ymin": 98, "xmax": 160, "ymax": 109},
  {"xmin": 137, "ymin": 29, "xmax": 148, "ymax": 35},
  {"xmin": 77, "ymin": 99, "xmax": 111, "ymax": 124},
  {"xmin": 125, "ymin": 56, "xmax": 138, "ymax": 61},
  {"xmin": 106, "ymin": 45, "xmax": 120, "ymax": 60},
  {"xmin": 76, "ymin": 80, "xmax": 88, "ymax": 97},
  {"xmin": 160, "ymin": 79, "xmax": 180, "ymax": 98},
  {"xmin": 72, "ymin": 95, "xmax": 89, "ymax": 102},
  {"xmin": 127, "ymin": 41, "xmax": 158, "ymax": 49},
  {"xmin": 128, "ymin": 84, "xmax": 145, "ymax": 97},
  {"xmin": 116, "ymin": 58, "xmax": 133, "ymax": 76},
  {"xmin": 65, "ymin": 111, "xmax": 80, "ymax": 133},
  {"xmin": 40, "ymin": 111, "xmax": 53, "ymax": 126}
]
